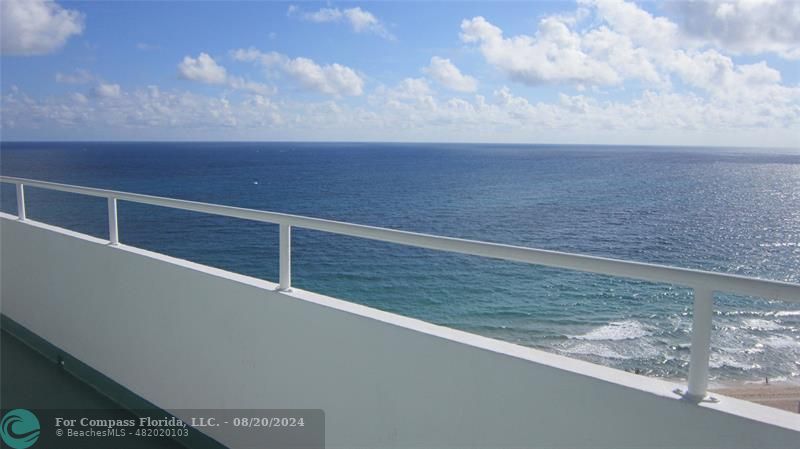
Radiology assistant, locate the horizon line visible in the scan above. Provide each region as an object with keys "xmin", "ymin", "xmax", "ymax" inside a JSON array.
[{"xmin": 1, "ymin": 140, "xmax": 799, "ymax": 152}]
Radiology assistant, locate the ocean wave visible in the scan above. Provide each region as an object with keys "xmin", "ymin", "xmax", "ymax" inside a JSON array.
[
  {"xmin": 741, "ymin": 319, "xmax": 784, "ymax": 331},
  {"xmin": 555, "ymin": 317, "xmax": 800, "ymax": 377},
  {"xmin": 717, "ymin": 309, "xmax": 800, "ymax": 318},
  {"xmin": 569, "ymin": 320, "xmax": 651, "ymax": 341},
  {"xmin": 762, "ymin": 335, "xmax": 800, "ymax": 349},
  {"xmin": 561, "ymin": 342, "xmax": 630, "ymax": 360},
  {"xmin": 560, "ymin": 339, "xmax": 662, "ymax": 361},
  {"xmin": 709, "ymin": 354, "xmax": 756, "ymax": 371}
]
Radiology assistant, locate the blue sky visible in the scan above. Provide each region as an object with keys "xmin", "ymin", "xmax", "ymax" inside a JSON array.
[{"xmin": 1, "ymin": 0, "xmax": 798, "ymax": 147}]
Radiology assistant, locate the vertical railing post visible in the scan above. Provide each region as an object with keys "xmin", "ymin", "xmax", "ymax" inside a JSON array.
[
  {"xmin": 107, "ymin": 197, "xmax": 119, "ymax": 245},
  {"xmin": 279, "ymin": 223, "xmax": 291, "ymax": 291},
  {"xmin": 686, "ymin": 287, "xmax": 714, "ymax": 400},
  {"xmin": 15, "ymin": 183, "xmax": 26, "ymax": 221}
]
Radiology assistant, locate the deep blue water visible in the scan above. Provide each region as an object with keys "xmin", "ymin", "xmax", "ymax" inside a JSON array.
[{"xmin": 2, "ymin": 142, "xmax": 799, "ymax": 384}]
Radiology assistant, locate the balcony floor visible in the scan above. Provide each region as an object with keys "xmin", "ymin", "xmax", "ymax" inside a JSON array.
[{"xmin": 0, "ymin": 325, "xmax": 185, "ymax": 448}]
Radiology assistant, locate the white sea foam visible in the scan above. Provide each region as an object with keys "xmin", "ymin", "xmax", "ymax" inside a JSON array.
[
  {"xmin": 561, "ymin": 339, "xmax": 662, "ymax": 361},
  {"xmin": 570, "ymin": 320, "xmax": 650, "ymax": 341},
  {"xmin": 775, "ymin": 310, "xmax": 800, "ymax": 317},
  {"xmin": 561, "ymin": 342, "xmax": 629, "ymax": 360},
  {"xmin": 763, "ymin": 335, "xmax": 800, "ymax": 349},
  {"xmin": 709, "ymin": 354, "xmax": 756, "ymax": 371},
  {"xmin": 741, "ymin": 319, "xmax": 784, "ymax": 331}
]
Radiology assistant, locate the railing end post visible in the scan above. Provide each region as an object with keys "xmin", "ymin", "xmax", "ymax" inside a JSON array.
[{"xmin": 686, "ymin": 287, "xmax": 715, "ymax": 401}]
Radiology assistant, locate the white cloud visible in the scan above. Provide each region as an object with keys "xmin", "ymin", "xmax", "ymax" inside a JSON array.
[
  {"xmin": 93, "ymin": 83, "xmax": 121, "ymax": 98},
  {"xmin": 1, "ymin": 0, "xmax": 84, "ymax": 55},
  {"xmin": 178, "ymin": 52, "xmax": 274, "ymax": 94},
  {"xmin": 304, "ymin": 7, "xmax": 342, "ymax": 23},
  {"xmin": 56, "ymin": 69, "xmax": 93, "ymax": 84},
  {"xmin": 178, "ymin": 53, "xmax": 228, "ymax": 84},
  {"xmin": 581, "ymin": 26, "xmax": 666, "ymax": 86},
  {"xmin": 585, "ymin": 0, "xmax": 799, "ymax": 107},
  {"xmin": 587, "ymin": 0, "xmax": 679, "ymax": 50},
  {"xmin": 281, "ymin": 57, "xmax": 364, "ymax": 96},
  {"xmin": 231, "ymin": 48, "xmax": 279, "ymax": 65},
  {"xmin": 460, "ymin": 16, "xmax": 624, "ymax": 86},
  {"xmin": 369, "ymin": 82, "xmax": 799, "ymax": 145},
  {"xmin": 227, "ymin": 76, "xmax": 276, "ymax": 96},
  {"xmin": 3, "ymin": 80, "xmax": 798, "ymax": 146},
  {"xmin": 663, "ymin": 49, "xmax": 783, "ymax": 98},
  {"xmin": 2, "ymin": 0, "xmax": 798, "ymax": 146},
  {"xmin": 232, "ymin": 48, "xmax": 364, "ymax": 96},
  {"xmin": 70, "ymin": 92, "xmax": 88, "ymax": 104},
  {"xmin": 372, "ymin": 78, "xmax": 435, "ymax": 107},
  {"xmin": 288, "ymin": 5, "xmax": 395, "ymax": 40},
  {"xmin": 423, "ymin": 57, "xmax": 478, "ymax": 92},
  {"xmin": 343, "ymin": 7, "xmax": 388, "ymax": 35},
  {"xmin": 460, "ymin": 0, "xmax": 796, "ymax": 101},
  {"xmin": 2, "ymin": 86, "xmax": 282, "ymax": 135},
  {"xmin": 667, "ymin": 0, "xmax": 800, "ymax": 59}
]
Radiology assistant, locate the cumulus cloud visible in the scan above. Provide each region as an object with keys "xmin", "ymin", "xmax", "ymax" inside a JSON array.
[
  {"xmin": 288, "ymin": 5, "xmax": 395, "ymax": 40},
  {"xmin": 1, "ymin": 0, "xmax": 84, "ymax": 55},
  {"xmin": 56, "ymin": 69, "xmax": 93, "ymax": 84},
  {"xmin": 362, "ymin": 78, "xmax": 798, "ymax": 144},
  {"xmin": 70, "ymin": 92, "xmax": 88, "ymax": 104},
  {"xmin": 586, "ymin": 0, "xmax": 795, "ymax": 99},
  {"xmin": 460, "ymin": 16, "xmax": 625, "ymax": 86},
  {"xmin": 93, "ymin": 83, "xmax": 121, "ymax": 98},
  {"xmin": 227, "ymin": 76, "xmax": 276, "ymax": 95},
  {"xmin": 663, "ymin": 50, "xmax": 786, "ymax": 101},
  {"xmin": 2, "ymin": 0, "xmax": 797, "ymax": 146},
  {"xmin": 372, "ymin": 78, "xmax": 435, "ymax": 108},
  {"xmin": 177, "ymin": 52, "xmax": 273, "ymax": 94},
  {"xmin": 460, "ymin": 0, "xmax": 796, "ymax": 100},
  {"xmin": 178, "ymin": 53, "xmax": 228, "ymax": 84},
  {"xmin": 423, "ymin": 57, "xmax": 478, "ymax": 92},
  {"xmin": 2, "ymin": 86, "xmax": 282, "ymax": 135},
  {"xmin": 587, "ymin": 0, "xmax": 800, "ymax": 59},
  {"xmin": 667, "ymin": 0, "xmax": 800, "ymax": 59},
  {"xmin": 458, "ymin": 5, "xmax": 675, "ymax": 87},
  {"xmin": 232, "ymin": 48, "xmax": 364, "ymax": 96},
  {"xmin": 588, "ymin": 0, "xmax": 679, "ymax": 50},
  {"xmin": 303, "ymin": 7, "xmax": 342, "ymax": 22},
  {"xmin": 3, "ymin": 79, "xmax": 798, "ymax": 146}
]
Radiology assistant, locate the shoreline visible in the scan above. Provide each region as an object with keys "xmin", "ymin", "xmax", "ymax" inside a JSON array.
[
  {"xmin": 663, "ymin": 377, "xmax": 800, "ymax": 413},
  {"xmin": 711, "ymin": 384, "xmax": 800, "ymax": 413},
  {"xmin": 712, "ymin": 379, "xmax": 800, "ymax": 413}
]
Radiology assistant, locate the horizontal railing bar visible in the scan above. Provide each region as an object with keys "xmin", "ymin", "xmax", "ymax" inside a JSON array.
[{"xmin": 2, "ymin": 175, "xmax": 799, "ymax": 303}]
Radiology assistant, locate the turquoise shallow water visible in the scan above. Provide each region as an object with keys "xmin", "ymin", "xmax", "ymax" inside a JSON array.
[{"xmin": 1, "ymin": 142, "xmax": 799, "ymax": 383}]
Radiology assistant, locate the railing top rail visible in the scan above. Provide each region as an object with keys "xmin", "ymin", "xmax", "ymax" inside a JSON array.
[{"xmin": 2, "ymin": 175, "xmax": 799, "ymax": 303}]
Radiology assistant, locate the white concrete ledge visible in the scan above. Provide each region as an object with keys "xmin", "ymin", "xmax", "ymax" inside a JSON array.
[{"xmin": 1, "ymin": 212, "xmax": 798, "ymax": 448}]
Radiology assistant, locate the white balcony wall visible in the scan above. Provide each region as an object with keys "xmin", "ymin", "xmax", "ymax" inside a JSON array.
[{"xmin": 1, "ymin": 213, "xmax": 798, "ymax": 449}]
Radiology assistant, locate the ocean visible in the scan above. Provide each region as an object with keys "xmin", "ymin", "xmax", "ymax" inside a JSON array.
[{"xmin": 1, "ymin": 142, "xmax": 799, "ymax": 385}]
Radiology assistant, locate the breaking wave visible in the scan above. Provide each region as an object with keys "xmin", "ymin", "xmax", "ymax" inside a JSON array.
[
  {"xmin": 741, "ymin": 319, "xmax": 784, "ymax": 331},
  {"xmin": 569, "ymin": 320, "xmax": 651, "ymax": 341}
]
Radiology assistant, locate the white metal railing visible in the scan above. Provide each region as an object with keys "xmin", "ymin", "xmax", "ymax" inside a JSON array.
[{"xmin": 2, "ymin": 176, "xmax": 799, "ymax": 400}]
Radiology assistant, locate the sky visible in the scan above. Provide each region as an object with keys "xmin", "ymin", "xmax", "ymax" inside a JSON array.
[{"xmin": 0, "ymin": 0, "xmax": 798, "ymax": 147}]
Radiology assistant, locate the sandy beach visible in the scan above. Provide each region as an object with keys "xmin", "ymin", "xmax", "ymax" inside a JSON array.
[{"xmin": 711, "ymin": 383, "xmax": 800, "ymax": 413}]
